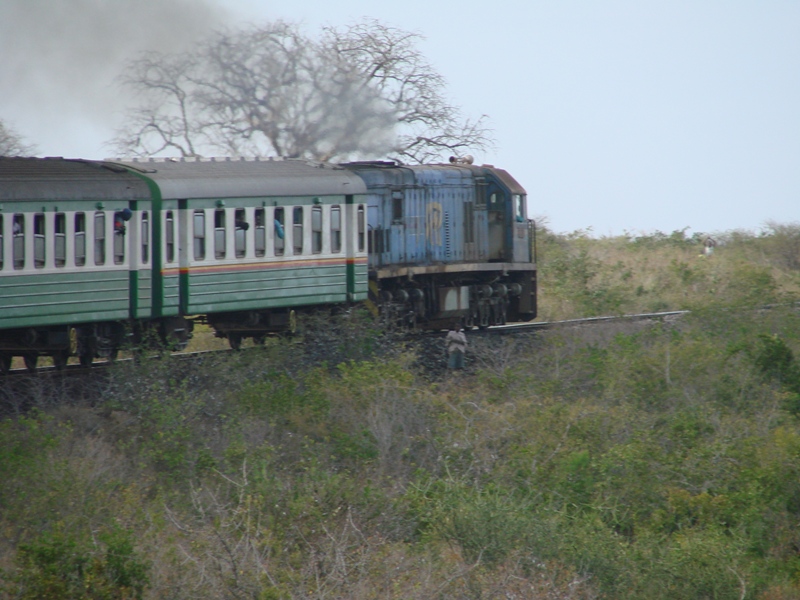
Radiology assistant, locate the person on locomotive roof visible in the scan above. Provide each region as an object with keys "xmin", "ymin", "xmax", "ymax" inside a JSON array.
[{"xmin": 446, "ymin": 323, "xmax": 467, "ymax": 370}]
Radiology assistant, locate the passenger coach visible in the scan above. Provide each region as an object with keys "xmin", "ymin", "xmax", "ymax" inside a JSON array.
[
  {"xmin": 0, "ymin": 157, "xmax": 152, "ymax": 370},
  {"xmin": 111, "ymin": 157, "xmax": 369, "ymax": 349}
]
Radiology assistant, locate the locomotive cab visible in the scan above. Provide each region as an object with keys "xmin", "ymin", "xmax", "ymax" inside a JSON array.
[{"xmin": 483, "ymin": 175, "xmax": 531, "ymax": 264}]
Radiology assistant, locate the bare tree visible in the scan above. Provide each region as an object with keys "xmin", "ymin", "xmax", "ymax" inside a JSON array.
[
  {"xmin": 112, "ymin": 19, "xmax": 493, "ymax": 163},
  {"xmin": 322, "ymin": 19, "xmax": 493, "ymax": 164},
  {"xmin": 0, "ymin": 119, "xmax": 36, "ymax": 156}
]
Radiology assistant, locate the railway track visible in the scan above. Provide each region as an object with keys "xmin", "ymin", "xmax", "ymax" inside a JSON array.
[
  {"xmin": 2, "ymin": 309, "xmax": 691, "ymax": 378},
  {"xmin": 0, "ymin": 306, "xmax": 751, "ymax": 416},
  {"xmin": 486, "ymin": 309, "xmax": 689, "ymax": 335}
]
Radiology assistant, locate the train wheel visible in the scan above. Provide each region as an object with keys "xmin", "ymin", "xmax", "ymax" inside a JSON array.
[
  {"xmin": 53, "ymin": 351, "xmax": 69, "ymax": 370},
  {"xmin": 79, "ymin": 353, "xmax": 93, "ymax": 368},
  {"xmin": 0, "ymin": 354, "xmax": 12, "ymax": 374},
  {"xmin": 23, "ymin": 354, "xmax": 38, "ymax": 373},
  {"xmin": 228, "ymin": 333, "xmax": 242, "ymax": 350}
]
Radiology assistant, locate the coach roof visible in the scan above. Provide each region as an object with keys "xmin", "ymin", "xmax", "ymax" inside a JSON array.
[
  {"xmin": 108, "ymin": 157, "xmax": 367, "ymax": 199},
  {"xmin": 0, "ymin": 157, "xmax": 150, "ymax": 202}
]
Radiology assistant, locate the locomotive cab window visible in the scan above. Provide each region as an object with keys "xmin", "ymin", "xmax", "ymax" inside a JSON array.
[
  {"xmin": 33, "ymin": 213, "xmax": 45, "ymax": 268},
  {"xmin": 311, "ymin": 206, "xmax": 322, "ymax": 254},
  {"xmin": 55, "ymin": 213, "xmax": 66, "ymax": 267},
  {"xmin": 254, "ymin": 208, "xmax": 266, "ymax": 257},
  {"xmin": 274, "ymin": 208, "xmax": 285, "ymax": 256},
  {"xmin": 75, "ymin": 213, "xmax": 86, "ymax": 267},
  {"xmin": 13, "ymin": 214, "xmax": 24, "ymax": 270},
  {"xmin": 234, "ymin": 208, "xmax": 247, "ymax": 258},
  {"xmin": 514, "ymin": 194, "xmax": 525, "ymax": 222},
  {"xmin": 489, "ymin": 192, "xmax": 506, "ymax": 223},
  {"xmin": 214, "ymin": 209, "xmax": 226, "ymax": 259},
  {"xmin": 94, "ymin": 212, "xmax": 106, "ymax": 265},
  {"xmin": 193, "ymin": 210, "xmax": 206, "ymax": 260},
  {"xmin": 293, "ymin": 206, "xmax": 303, "ymax": 255},
  {"xmin": 330, "ymin": 206, "xmax": 341, "ymax": 253}
]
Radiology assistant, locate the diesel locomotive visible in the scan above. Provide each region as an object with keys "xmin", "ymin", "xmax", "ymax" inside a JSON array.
[{"xmin": 0, "ymin": 155, "xmax": 536, "ymax": 372}]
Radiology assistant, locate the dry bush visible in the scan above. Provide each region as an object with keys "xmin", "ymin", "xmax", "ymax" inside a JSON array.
[{"xmin": 536, "ymin": 225, "xmax": 800, "ymax": 322}]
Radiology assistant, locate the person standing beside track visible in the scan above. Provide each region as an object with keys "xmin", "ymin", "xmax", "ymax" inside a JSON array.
[{"xmin": 446, "ymin": 323, "xmax": 467, "ymax": 369}]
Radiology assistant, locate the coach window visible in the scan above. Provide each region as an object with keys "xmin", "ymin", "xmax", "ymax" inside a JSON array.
[
  {"xmin": 141, "ymin": 211, "xmax": 149, "ymax": 263},
  {"xmin": 193, "ymin": 210, "xmax": 206, "ymax": 260},
  {"xmin": 330, "ymin": 206, "xmax": 341, "ymax": 253},
  {"xmin": 293, "ymin": 206, "xmax": 303, "ymax": 255},
  {"xmin": 165, "ymin": 211, "xmax": 175, "ymax": 263},
  {"xmin": 55, "ymin": 213, "xmax": 66, "ymax": 267},
  {"xmin": 311, "ymin": 206, "xmax": 322, "ymax": 254},
  {"xmin": 214, "ymin": 209, "xmax": 226, "ymax": 259},
  {"xmin": 234, "ymin": 208, "xmax": 247, "ymax": 258},
  {"xmin": 254, "ymin": 208, "xmax": 266, "ymax": 257},
  {"xmin": 113, "ymin": 211, "xmax": 126, "ymax": 264},
  {"xmin": 75, "ymin": 213, "xmax": 86, "ymax": 266},
  {"xmin": 274, "ymin": 208, "xmax": 285, "ymax": 256},
  {"xmin": 13, "ymin": 214, "xmax": 24, "ymax": 270},
  {"xmin": 358, "ymin": 206, "xmax": 365, "ymax": 252},
  {"xmin": 94, "ymin": 212, "xmax": 106, "ymax": 265},
  {"xmin": 33, "ymin": 213, "xmax": 45, "ymax": 268}
]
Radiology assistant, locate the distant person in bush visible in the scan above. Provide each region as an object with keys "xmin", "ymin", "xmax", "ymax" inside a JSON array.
[
  {"xmin": 446, "ymin": 323, "xmax": 467, "ymax": 369},
  {"xmin": 703, "ymin": 237, "xmax": 717, "ymax": 256}
]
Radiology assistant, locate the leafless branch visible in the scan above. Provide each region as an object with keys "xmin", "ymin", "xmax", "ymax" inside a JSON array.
[
  {"xmin": 112, "ymin": 19, "xmax": 494, "ymax": 162},
  {"xmin": 0, "ymin": 119, "xmax": 37, "ymax": 156}
]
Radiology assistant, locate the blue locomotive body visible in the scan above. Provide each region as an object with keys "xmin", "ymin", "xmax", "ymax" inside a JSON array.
[{"xmin": 347, "ymin": 160, "xmax": 537, "ymax": 329}]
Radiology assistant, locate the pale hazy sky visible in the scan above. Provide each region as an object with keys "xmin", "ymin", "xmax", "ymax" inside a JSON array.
[{"xmin": 1, "ymin": 1, "xmax": 798, "ymax": 235}]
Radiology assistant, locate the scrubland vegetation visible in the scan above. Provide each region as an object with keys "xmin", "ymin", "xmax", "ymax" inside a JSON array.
[{"xmin": 3, "ymin": 223, "xmax": 800, "ymax": 599}]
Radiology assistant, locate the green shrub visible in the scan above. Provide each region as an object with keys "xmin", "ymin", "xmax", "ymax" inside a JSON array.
[{"xmin": 7, "ymin": 527, "xmax": 148, "ymax": 600}]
